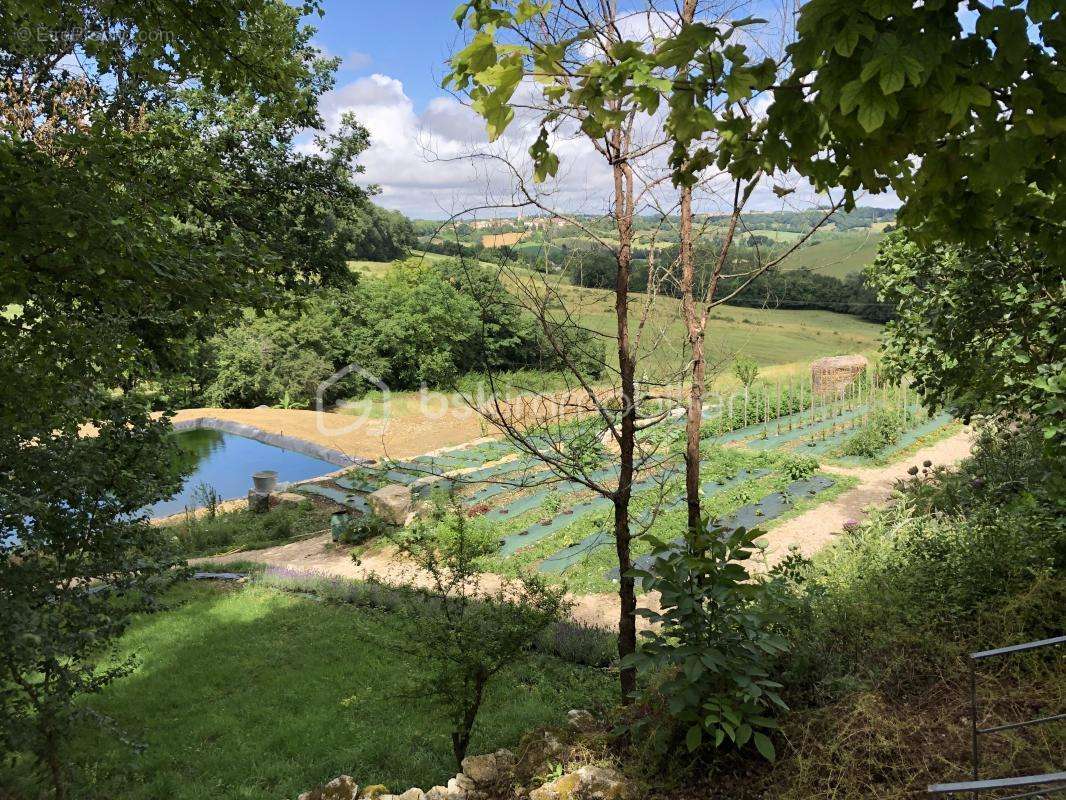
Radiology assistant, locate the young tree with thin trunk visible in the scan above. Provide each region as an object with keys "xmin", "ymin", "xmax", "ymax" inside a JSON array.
[{"xmin": 445, "ymin": 0, "xmax": 683, "ymax": 699}]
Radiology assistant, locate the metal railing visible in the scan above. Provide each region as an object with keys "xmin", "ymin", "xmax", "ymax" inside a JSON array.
[{"xmin": 928, "ymin": 635, "xmax": 1065, "ymax": 799}]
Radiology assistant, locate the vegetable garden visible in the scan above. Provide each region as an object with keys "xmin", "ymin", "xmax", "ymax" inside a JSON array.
[{"xmin": 289, "ymin": 369, "xmax": 955, "ymax": 592}]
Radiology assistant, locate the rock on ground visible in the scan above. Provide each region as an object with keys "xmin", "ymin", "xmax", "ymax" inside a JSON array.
[
  {"xmin": 367, "ymin": 484, "xmax": 412, "ymax": 525},
  {"xmin": 530, "ymin": 766, "xmax": 629, "ymax": 800},
  {"xmin": 297, "ymin": 775, "xmax": 358, "ymax": 800}
]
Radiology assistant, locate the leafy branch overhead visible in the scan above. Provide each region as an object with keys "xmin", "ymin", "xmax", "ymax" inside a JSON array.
[
  {"xmin": 445, "ymin": 1, "xmax": 781, "ymax": 186},
  {"xmin": 764, "ymin": 0, "xmax": 1065, "ymax": 259}
]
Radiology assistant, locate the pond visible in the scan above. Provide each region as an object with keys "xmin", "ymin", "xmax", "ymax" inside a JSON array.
[{"xmin": 148, "ymin": 429, "xmax": 337, "ymax": 518}]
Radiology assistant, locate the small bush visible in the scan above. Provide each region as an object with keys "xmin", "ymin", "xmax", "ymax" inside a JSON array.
[
  {"xmin": 775, "ymin": 420, "xmax": 1065, "ymax": 696},
  {"xmin": 336, "ymin": 512, "xmax": 393, "ymax": 545},
  {"xmin": 779, "ymin": 454, "xmax": 819, "ymax": 480},
  {"xmin": 625, "ymin": 523, "xmax": 789, "ymax": 765},
  {"xmin": 535, "ymin": 620, "xmax": 618, "ymax": 667},
  {"xmin": 839, "ymin": 408, "xmax": 911, "ymax": 457}
]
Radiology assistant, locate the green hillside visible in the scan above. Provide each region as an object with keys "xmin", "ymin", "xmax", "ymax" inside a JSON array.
[{"xmin": 777, "ymin": 229, "xmax": 886, "ymax": 278}]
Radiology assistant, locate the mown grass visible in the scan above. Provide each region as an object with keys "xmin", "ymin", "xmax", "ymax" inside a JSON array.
[
  {"xmin": 61, "ymin": 582, "xmax": 614, "ymax": 800},
  {"xmin": 544, "ymin": 281, "xmax": 882, "ymax": 380},
  {"xmin": 778, "ymin": 229, "xmax": 885, "ymax": 278}
]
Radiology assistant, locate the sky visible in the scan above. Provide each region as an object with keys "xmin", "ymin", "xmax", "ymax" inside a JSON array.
[{"xmin": 304, "ymin": 1, "xmax": 901, "ymax": 220}]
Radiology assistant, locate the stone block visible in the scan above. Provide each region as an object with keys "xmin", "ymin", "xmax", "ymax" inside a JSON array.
[{"xmin": 367, "ymin": 484, "xmax": 412, "ymax": 525}]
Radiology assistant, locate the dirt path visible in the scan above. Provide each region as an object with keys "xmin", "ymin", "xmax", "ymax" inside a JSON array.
[
  {"xmin": 195, "ymin": 429, "xmax": 974, "ymax": 629},
  {"xmin": 759, "ymin": 428, "xmax": 973, "ymax": 566},
  {"xmin": 173, "ymin": 406, "xmax": 493, "ymax": 462}
]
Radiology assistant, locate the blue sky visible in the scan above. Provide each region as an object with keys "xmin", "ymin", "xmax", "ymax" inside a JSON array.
[
  {"xmin": 303, "ymin": 2, "xmax": 901, "ymax": 219},
  {"xmin": 310, "ymin": 2, "xmax": 460, "ymax": 109}
]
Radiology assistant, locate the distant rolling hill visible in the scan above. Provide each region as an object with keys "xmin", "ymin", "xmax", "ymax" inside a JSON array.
[{"xmin": 777, "ymin": 228, "xmax": 887, "ymax": 279}]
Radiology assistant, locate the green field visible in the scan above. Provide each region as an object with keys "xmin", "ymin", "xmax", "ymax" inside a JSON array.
[
  {"xmin": 778, "ymin": 229, "xmax": 885, "ymax": 278},
  {"xmin": 349, "ymin": 254, "xmax": 883, "ymax": 384},
  {"xmin": 549, "ymin": 281, "xmax": 882, "ymax": 380},
  {"xmin": 57, "ymin": 583, "xmax": 611, "ymax": 800}
]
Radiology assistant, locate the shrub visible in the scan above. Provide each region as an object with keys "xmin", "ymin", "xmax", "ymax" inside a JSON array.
[
  {"xmin": 390, "ymin": 504, "xmax": 569, "ymax": 766},
  {"xmin": 536, "ymin": 620, "xmax": 618, "ymax": 668},
  {"xmin": 336, "ymin": 512, "xmax": 392, "ymax": 545},
  {"xmin": 166, "ymin": 501, "xmax": 327, "ymax": 557},
  {"xmin": 733, "ymin": 356, "xmax": 759, "ymax": 390},
  {"xmin": 625, "ymin": 524, "xmax": 789, "ymax": 765},
  {"xmin": 779, "ymin": 454, "xmax": 819, "ymax": 481},
  {"xmin": 775, "ymin": 421, "xmax": 1065, "ymax": 696}
]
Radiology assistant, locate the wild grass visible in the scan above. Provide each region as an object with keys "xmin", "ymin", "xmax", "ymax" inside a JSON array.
[
  {"xmin": 160, "ymin": 500, "xmax": 331, "ymax": 558},
  {"xmin": 58, "ymin": 582, "xmax": 614, "ymax": 800}
]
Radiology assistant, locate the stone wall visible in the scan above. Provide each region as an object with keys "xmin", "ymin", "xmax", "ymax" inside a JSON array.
[{"xmin": 296, "ymin": 711, "xmax": 630, "ymax": 800}]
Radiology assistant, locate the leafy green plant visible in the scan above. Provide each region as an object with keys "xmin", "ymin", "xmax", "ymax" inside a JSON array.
[
  {"xmin": 337, "ymin": 511, "xmax": 393, "ymax": 546},
  {"xmin": 779, "ymin": 454, "xmax": 819, "ymax": 481},
  {"xmin": 390, "ymin": 503, "xmax": 570, "ymax": 766},
  {"xmin": 190, "ymin": 483, "xmax": 222, "ymax": 520},
  {"xmin": 734, "ymin": 357, "xmax": 760, "ymax": 391},
  {"xmin": 624, "ymin": 523, "xmax": 789, "ymax": 764},
  {"xmin": 166, "ymin": 501, "xmax": 327, "ymax": 557},
  {"xmin": 840, "ymin": 408, "xmax": 911, "ymax": 458}
]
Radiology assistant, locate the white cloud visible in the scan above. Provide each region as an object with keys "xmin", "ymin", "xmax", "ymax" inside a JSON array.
[{"xmin": 318, "ymin": 73, "xmax": 898, "ymax": 220}]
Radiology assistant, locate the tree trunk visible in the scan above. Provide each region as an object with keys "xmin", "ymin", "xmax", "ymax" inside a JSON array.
[
  {"xmin": 678, "ymin": 0, "xmax": 704, "ymax": 537},
  {"xmin": 612, "ymin": 150, "xmax": 638, "ymax": 700},
  {"xmin": 678, "ymin": 184, "xmax": 704, "ymax": 535},
  {"xmin": 452, "ymin": 674, "xmax": 487, "ymax": 767}
]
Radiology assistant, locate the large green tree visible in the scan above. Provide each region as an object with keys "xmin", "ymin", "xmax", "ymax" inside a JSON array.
[
  {"xmin": 868, "ymin": 234, "xmax": 1064, "ymax": 440},
  {"xmin": 764, "ymin": 0, "xmax": 1064, "ymax": 260},
  {"xmin": 763, "ymin": 0, "xmax": 1064, "ymax": 440},
  {"xmin": 0, "ymin": 2, "xmax": 373, "ymax": 794}
]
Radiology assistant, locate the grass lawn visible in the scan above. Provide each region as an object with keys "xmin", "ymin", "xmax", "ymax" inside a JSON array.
[
  {"xmin": 550, "ymin": 281, "xmax": 883, "ymax": 380},
  {"xmin": 63, "ymin": 583, "xmax": 614, "ymax": 800}
]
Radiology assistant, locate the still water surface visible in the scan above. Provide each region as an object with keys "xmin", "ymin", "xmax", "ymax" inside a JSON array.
[{"xmin": 148, "ymin": 429, "xmax": 336, "ymax": 518}]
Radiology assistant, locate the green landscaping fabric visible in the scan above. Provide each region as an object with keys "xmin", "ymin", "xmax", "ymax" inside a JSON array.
[
  {"xmin": 607, "ymin": 474, "xmax": 836, "ymax": 582},
  {"xmin": 293, "ymin": 483, "xmax": 371, "ymax": 513},
  {"xmin": 742, "ymin": 405, "xmax": 871, "ymax": 451},
  {"xmin": 539, "ymin": 468, "xmax": 770, "ymax": 573}
]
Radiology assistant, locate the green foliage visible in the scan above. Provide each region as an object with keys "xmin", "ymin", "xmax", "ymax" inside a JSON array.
[
  {"xmin": 203, "ymin": 259, "xmax": 604, "ymax": 408},
  {"xmin": 776, "ymin": 421, "xmax": 1065, "ymax": 695},
  {"xmin": 0, "ymin": 4, "xmax": 368, "ymax": 796},
  {"xmin": 446, "ymin": 3, "xmax": 782, "ymax": 186},
  {"xmin": 767, "ymin": 0, "xmax": 1065, "ymax": 265},
  {"xmin": 701, "ymin": 383, "xmax": 813, "ymax": 438},
  {"xmin": 778, "ymin": 454, "xmax": 820, "ymax": 481},
  {"xmin": 868, "ymin": 233, "xmax": 1064, "ymax": 443},
  {"xmin": 624, "ymin": 524, "xmax": 789, "ymax": 765},
  {"xmin": 0, "ymin": 405, "xmax": 186, "ymax": 793},
  {"xmin": 164, "ymin": 501, "xmax": 330, "ymax": 557},
  {"xmin": 733, "ymin": 357, "xmax": 759, "ymax": 390},
  {"xmin": 336, "ymin": 512, "xmax": 394, "ymax": 546},
  {"xmin": 839, "ymin": 407, "xmax": 910, "ymax": 458},
  {"xmin": 32, "ymin": 583, "xmax": 613, "ymax": 799},
  {"xmin": 391, "ymin": 504, "xmax": 570, "ymax": 766}
]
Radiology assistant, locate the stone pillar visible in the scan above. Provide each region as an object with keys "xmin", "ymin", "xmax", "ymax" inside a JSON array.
[{"xmin": 247, "ymin": 490, "xmax": 271, "ymax": 513}]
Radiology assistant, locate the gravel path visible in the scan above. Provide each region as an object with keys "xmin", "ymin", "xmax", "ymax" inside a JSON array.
[{"xmin": 194, "ymin": 428, "xmax": 974, "ymax": 629}]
